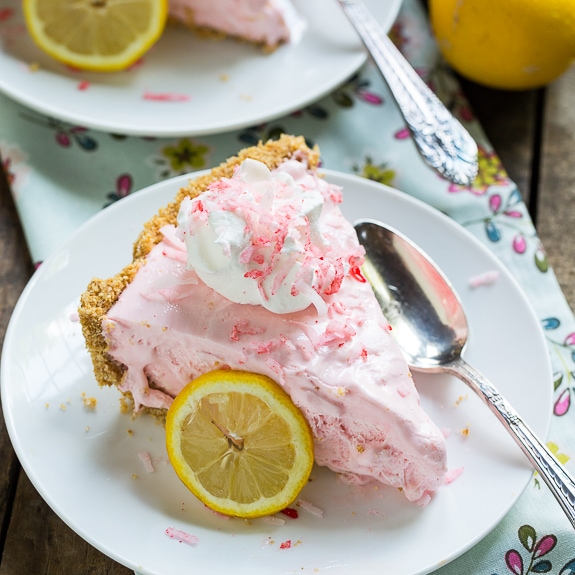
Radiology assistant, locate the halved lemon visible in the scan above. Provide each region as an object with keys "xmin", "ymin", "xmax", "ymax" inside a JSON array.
[
  {"xmin": 23, "ymin": 0, "xmax": 168, "ymax": 72},
  {"xmin": 166, "ymin": 370, "xmax": 314, "ymax": 518}
]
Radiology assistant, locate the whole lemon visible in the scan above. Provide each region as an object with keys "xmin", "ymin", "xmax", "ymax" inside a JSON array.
[{"xmin": 429, "ymin": 0, "xmax": 575, "ymax": 90}]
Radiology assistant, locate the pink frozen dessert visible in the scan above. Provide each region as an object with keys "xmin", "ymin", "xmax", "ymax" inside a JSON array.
[
  {"xmin": 168, "ymin": 0, "xmax": 305, "ymax": 49},
  {"xmin": 79, "ymin": 135, "xmax": 447, "ymax": 504}
]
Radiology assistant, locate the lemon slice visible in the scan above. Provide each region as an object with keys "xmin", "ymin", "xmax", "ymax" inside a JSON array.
[
  {"xmin": 166, "ymin": 370, "xmax": 314, "ymax": 518},
  {"xmin": 23, "ymin": 0, "xmax": 168, "ymax": 72}
]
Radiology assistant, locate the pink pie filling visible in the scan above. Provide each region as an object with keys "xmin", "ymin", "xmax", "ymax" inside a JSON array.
[
  {"xmin": 103, "ymin": 164, "xmax": 448, "ymax": 504},
  {"xmin": 168, "ymin": 0, "xmax": 304, "ymax": 48}
]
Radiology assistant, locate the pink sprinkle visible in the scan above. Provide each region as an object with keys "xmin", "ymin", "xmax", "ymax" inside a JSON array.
[
  {"xmin": 444, "ymin": 466, "xmax": 465, "ymax": 485},
  {"xmin": 349, "ymin": 265, "xmax": 367, "ymax": 283},
  {"xmin": 0, "ymin": 8, "xmax": 13, "ymax": 21},
  {"xmin": 262, "ymin": 515, "xmax": 286, "ymax": 526},
  {"xmin": 143, "ymin": 91, "xmax": 190, "ymax": 102},
  {"xmin": 317, "ymin": 319, "xmax": 356, "ymax": 347},
  {"xmin": 244, "ymin": 269, "xmax": 264, "ymax": 280},
  {"xmin": 165, "ymin": 527, "xmax": 199, "ymax": 545},
  {"xmin": 468, "ymin": 270, "xmax": 499, "ymax": 289},
  {"xmin": 297, "ymin": 499, "xmax": 324, "ymax": 518},
  {"xmin": 77, "ymin": 80, "xmax": 90, "ymax": 91},
  {"xmin": 328, "ymin": 187, "xmax": 343, "ymax": 203},
  {"xmin": 230, "ymin": 320, "xmax": 265, "ymax": 341},
  {"xmin": 280, "ymin": 507, "xmax": 299, "ymax": 519},
  {"xmin": 253, "ymin": 340, "xmax": 277, "ymax": 354},
  {"xmin": 279, "ymin": 540, "xmax": 292, "ymax": 549},
  {"xmin": 137, "ymin": 451, "xmax": 155, "ymax": 473}
]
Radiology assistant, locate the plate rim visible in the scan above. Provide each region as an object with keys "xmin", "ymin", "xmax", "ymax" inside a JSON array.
[
  {"xmin": 1, "ymin": 169, "xmax": 553, "ymax": 575},
  {"xmin": 0, "ymin": 0, "xmax": 402, "ymax": 137}
]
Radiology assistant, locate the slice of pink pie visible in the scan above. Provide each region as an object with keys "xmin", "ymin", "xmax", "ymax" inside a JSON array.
[
  {"xmin": 168, "ymin": 0, "xmax": 304, "ymax": 50},
  {"xmin": 79, "ymin": 135, "xmax": 447, "ymax": 504}
]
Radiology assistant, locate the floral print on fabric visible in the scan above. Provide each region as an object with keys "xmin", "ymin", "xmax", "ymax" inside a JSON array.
[
  {"xmin": 502, "ymin": 525, "xmax": 575, "ymax": 575},
  {"xmin": 0, "ymin": 141, "xmax": 29, "ymax": 197},
  {"xmin": 20, "ymin": 110, "xmax": 99, "ymax": 151},
  {"xmin": 153, "ymin": 139, "xmax": 211, "ymax": 178},
  {"xmin": 542, "ymin": 319, "xmax": 575, "ymax": 416}
]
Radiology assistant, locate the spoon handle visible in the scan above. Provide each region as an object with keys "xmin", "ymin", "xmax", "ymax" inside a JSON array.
[
  {"xmin": 452, "ymin": 358, "xmax": 575, "ymax": 529},
  {"xmin": 336, "ymin": 0, "xmax": 478, "ymax": 186}
]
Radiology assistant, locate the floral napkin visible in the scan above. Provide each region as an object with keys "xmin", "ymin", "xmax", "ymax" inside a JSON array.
[{"xmin": 1, "ymin": 0, "xmax": 574, "ymax": 572}]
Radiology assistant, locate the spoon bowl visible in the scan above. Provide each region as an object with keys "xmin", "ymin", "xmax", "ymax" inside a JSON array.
[
  {"xmin": 355, "ymin": 218, "xmax": 575, "ymax": 529},
  {"xmin": 356, "ymin": 217, "xmax": 468, "ymax": 370}
]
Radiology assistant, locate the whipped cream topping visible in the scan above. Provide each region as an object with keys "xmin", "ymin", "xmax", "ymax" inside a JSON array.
[{"xmin": 177, "ymin": 159, "xmax": 364, "ymax": 315}]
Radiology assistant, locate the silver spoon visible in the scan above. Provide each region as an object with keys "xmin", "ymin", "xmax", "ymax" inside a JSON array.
[
  {"xmin": 337, "ymin": 0, "xmax": 478, "ymax": 186},
  {"xmin": 354, "ymin": 218, "xmax": 575, "ymax": 529}
]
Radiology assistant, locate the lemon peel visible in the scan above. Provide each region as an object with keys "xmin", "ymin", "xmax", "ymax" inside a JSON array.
[
  {"xmin": 23, "ymin": 0, "xmax": 168, "ymax": 72},
  {"xmin": 166, "ymin": 370, "xmax": 314, "ymax": 518},
  {"xmin": 430, "ymin": 0, "xmax": 575, "ymax": 90}
]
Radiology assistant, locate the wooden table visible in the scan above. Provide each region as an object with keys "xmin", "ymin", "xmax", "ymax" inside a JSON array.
[{"xmin": 1, "ymin": 66, "xmax": 574, "ymax": 572}]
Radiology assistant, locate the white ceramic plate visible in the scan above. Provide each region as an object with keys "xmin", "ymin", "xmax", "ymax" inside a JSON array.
[
  {"xmin": 0, "ymin": 0, "xmax": 401, "ymax": 137},
  {"xmin": 1, "ymin": 171, "xmax": 552, "ymax": 575}
]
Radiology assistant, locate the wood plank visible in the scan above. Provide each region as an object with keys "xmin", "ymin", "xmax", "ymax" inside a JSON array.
[
  {"xmin": 0, "ymin": 165, "xmax": 132, "ymax": 573},
  {"xmin": 536, "ymin": 65, "xmax": 575, "ymax": 312},
  {"xmin": 0, "ymin": 162, "xmax": 32, "ymax": 556},
  {"xmin": 0, "ymin": 473, "xmax": 133, "ymax": 575}
]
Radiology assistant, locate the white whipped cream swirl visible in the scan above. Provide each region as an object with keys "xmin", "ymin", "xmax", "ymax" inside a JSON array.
[{"xmin": 177, "ymin": 158, "xmax": 361, "ymax": 314}]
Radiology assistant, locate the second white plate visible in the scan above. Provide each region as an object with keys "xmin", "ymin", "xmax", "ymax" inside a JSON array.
[
  {"xmin": 1, "ymin": 170, "xmax": 552, "ymax": 575},
  {"xmin": 0, "ymin": 0, "xmax": 401, "ymax": 136}
]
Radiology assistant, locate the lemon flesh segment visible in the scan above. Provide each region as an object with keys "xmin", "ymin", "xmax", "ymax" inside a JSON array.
[
  {"xmin": 23, "ymin": 0, "xmax": 168, "ymax": 71},
  {"xmin": 166, "ymin": 371, "xmax": 315, "ymax": 518}
]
